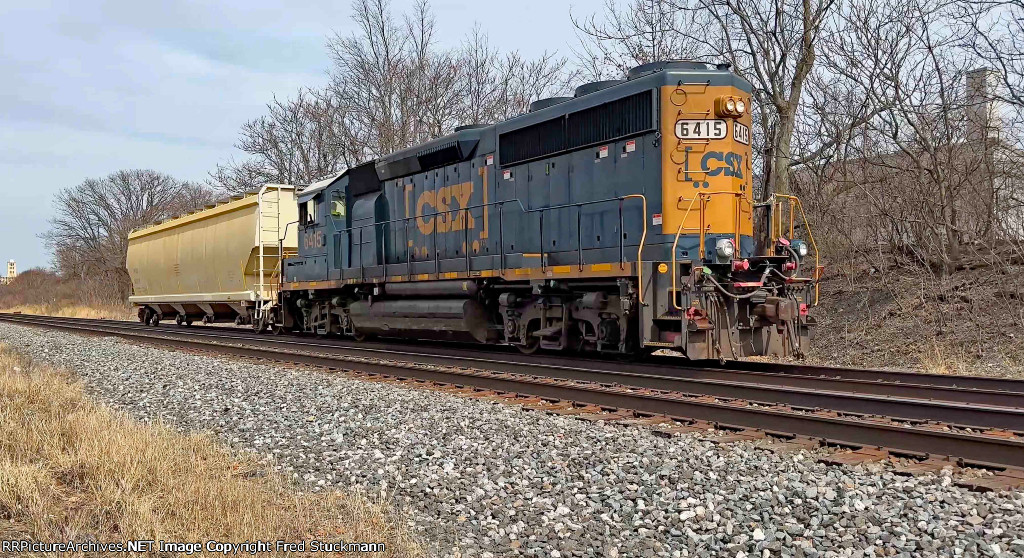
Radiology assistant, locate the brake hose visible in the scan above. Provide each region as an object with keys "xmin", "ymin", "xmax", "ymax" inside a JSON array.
[{"xmin": 701, "ymin": 266, "xmax": 772, "ymax": 299}]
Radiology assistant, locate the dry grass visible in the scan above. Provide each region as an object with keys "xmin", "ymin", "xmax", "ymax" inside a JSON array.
[
  {"xmin": 1, "ymin": 302, "xmax": 135, "ymax": 321},
  {"xmin": 0, "ymin": 347, "xmax": 422, "ymax": 557},
  {"xmin": 0, "ymin": 269, "xmax": 135, "ymax": 322}
]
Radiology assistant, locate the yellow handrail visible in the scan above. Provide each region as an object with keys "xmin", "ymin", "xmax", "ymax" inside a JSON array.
[
  {"xmin": 670, "ymin": 194, "xmax": 702, "ymax": 310},
  {"xmin": 670, "ymin": 191, "xmax": 746, "ymax": 309},
  {"xmin": 769, "ymin": 193, "xmax": 821, "ymax": 305},
  {"xmin": 622, "ymin": 194, "xmax": 648, "ymax": 305}
]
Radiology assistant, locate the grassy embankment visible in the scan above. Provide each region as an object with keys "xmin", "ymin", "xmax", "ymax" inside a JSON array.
[
  {"xmin": 0, "ymin": 268, "xmax": 134, "ymax": 321},
  {"xmin": 811, "ymin": 266, "xmax": 1024, "ymax": 377},
  {"xmin": 0, "ymin": 302, "xmax": 134, "ymax": 321},
  {"xmin": 0, "ymin": 346, "xmax": 422, "ymax": 557}
]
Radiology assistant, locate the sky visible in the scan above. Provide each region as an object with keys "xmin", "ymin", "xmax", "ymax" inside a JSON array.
[{"xmin": 0, "ymin": 0, "xmax": 582, "ymax": 272}]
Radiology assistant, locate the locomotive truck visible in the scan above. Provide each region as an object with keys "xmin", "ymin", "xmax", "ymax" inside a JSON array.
[{"xmin": 128, "ymin": 60, "xmax": 820, "ymax": 360}]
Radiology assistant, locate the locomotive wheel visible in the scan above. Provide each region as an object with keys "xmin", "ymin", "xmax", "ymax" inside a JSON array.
[
  {"xmin": 351, "ymin": 327, "xmax": 369, "ymax": 342},
  {"xmin": 515, "ymin": 337, "xmax": 540, "ymax": 355},
  {"xmin": 515, "ymin": 321, "xmax": 541, "ymax": 354}
]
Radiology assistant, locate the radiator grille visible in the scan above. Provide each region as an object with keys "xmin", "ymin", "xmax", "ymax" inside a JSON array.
[
  {"xmin": 498, "ymin": 117, "xmax": 565, "ymax": 166},
  {"xmin": 567, "ymin": 90, "xmax": 653, "ymax": 150},
  {"xmin": 498, "ymin": 90, "xmax": 654, "ymax": 166}
]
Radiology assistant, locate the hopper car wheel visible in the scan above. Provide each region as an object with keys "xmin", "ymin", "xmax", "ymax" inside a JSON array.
[
  {"xmin": 352, "ymin": 330, "xmax": 367, "ymax": 342},
  {"xmin": 147, "ymin": 312, "xmax": 160, "ymax": 327},
  {"xmin": 175, "ymin": 315, "xmax": 185, "ymax": 327}
]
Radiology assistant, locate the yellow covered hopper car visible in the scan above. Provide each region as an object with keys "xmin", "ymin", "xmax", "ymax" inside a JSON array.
[{"xmin": 127, "ymin": 184, "xmax": 298, "ymax": 326}]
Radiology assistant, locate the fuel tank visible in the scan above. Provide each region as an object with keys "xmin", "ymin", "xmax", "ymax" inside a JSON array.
[
  {"xmin": 383, "ymin": 280, "xmax": 479, "ymax": 297},
  {"xmin": 348, "ymin": 298, "xmax": 495, "ymax": 343}
]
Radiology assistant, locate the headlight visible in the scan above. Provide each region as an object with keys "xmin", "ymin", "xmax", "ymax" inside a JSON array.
[
  {"xmin": 792, "ymin": 240, "xmax": 809, "ymax": 258},
  {"xmin": 726, "ymin": 98, "xmax": 736, "ymax": 112},
  {"xmin": 715, "ymin": 238, "xmax": 735, "ymax": 259},
  {"xmin": 735, "ymin": 100, "xmax": 745, "ymax": 114}
]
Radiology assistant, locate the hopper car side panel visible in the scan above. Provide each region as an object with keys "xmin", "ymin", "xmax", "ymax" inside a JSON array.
[{"xmin": 127, "ymin": 185, "xmax": 298, "ymax": 326}]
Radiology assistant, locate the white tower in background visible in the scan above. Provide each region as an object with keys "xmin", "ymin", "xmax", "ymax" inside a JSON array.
[
  {"xmin": 966, "ymin": 68, "xmax": 1002, "ymax": 141},
  {"xmin": 0, "ymin": 260, "xmax": 13, "ymax": 285}
]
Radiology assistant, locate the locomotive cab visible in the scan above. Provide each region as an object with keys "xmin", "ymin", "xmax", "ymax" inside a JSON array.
[{"xmin": 636, "ymin": 60, "xmax": 818, "ymax": 358}]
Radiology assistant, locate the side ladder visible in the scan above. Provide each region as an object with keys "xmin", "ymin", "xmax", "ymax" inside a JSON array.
[{"xmin": 254, "ymin": 187, "xmax": 282, "ymax": 323}]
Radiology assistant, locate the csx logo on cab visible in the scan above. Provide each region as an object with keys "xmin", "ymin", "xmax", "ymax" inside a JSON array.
[{"xmin": 683, "ymin": 151, "xmax": 744, "ymax": 187}]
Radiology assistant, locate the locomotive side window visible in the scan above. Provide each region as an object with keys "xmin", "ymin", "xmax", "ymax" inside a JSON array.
[
  {"xmin": 300, "ymin": 198, "xmax": 319, "ymax": 226},
  {"xmin": 330, "ymin": 192, "xmax": 345, "ymax": 217}
]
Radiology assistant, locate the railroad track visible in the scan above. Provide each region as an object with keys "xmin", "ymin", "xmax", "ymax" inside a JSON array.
[{"xmin": 2, "ymin": 312, "xmax": 1023, "ymax": 490}]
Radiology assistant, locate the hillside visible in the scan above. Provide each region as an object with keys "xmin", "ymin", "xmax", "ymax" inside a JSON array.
[{"xmin": 806, "ymin": 266, "xmax": 1024, "ymax": 377}]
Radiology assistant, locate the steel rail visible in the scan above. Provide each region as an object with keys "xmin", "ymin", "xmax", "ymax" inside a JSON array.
[
  {"xmin": 6, "ymin": 314, "xmax": 1024, "ymax": 429},
  {"xmin": 3, "ymin": 313, "xmax": 1023, "ymax": 410},
  {"xmin": 713, "ymin": 359, "xmax": 1024, "ymax": 392},
  {"xmin": 2, "ymin": 313, "xmax": 1023, "ymax": 469}
]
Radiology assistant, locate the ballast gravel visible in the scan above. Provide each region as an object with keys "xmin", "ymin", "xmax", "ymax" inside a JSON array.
[{"xmin": 2, "ymin": 323, "xmax": 1023, "ymax": 557}]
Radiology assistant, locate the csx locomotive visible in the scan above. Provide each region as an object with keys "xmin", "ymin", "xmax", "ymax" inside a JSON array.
[{"xmin": 269, "ymin": 60, "xmax": 818, "ymax": 359}]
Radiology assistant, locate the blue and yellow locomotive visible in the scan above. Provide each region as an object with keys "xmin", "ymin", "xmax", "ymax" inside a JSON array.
[{"xmin": 275, "ymin": 60, "xmax": 819, "ymax": 359}]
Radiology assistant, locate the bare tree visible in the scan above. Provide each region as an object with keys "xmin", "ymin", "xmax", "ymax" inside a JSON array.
[
  {"xmin": 212, "ymin": 0, "xmax": 572, "ymax": 189},
  {"xmin": 575, "ymin": 0, "xmax": 838, "ymax": 250},
  {"xmin": 571, "ymin": 0, "xmax": 705, "ymax": 80},
  {"xmin": 325, "ymin": 0, "xmax": 445, "ymax": 159},
  {"xmin": 792, "ymin": 0, "xmax": 1024, "ymax": 274},
  {"xmin": 211, "ymin": 89, "xmax": 355, "ymax": 194},
  {"xmin": 325, "ymin": 0, "xmax": 572, "ymax": 157},
  {"xmin": 44, "ymin": 170, "xmax": 217, "ymax": 298},
  {"xmin": 966, "ymin": 0, "xmax": 1024, "ymax": 106},
  {"xmin": 461, "ymin": 26, "xmax": 575, "ymax": 123}
]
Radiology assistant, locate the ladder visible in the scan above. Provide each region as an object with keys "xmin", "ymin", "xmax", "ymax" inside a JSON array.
[{"xmin": 254, "ymin": 186, "xmax": 282, "ymax": 323}]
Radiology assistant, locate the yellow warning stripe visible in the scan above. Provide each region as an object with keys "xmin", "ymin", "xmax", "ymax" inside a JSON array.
[{"xmin": 281, "ymin": 263, "xmax": 635, "ymax": 290}]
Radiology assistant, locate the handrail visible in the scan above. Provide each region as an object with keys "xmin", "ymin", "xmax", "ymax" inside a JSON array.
[
  {"xmin": 670, "ymin": 194, "xmax": 702, "ymax": 310},
  {"xmin": 268, "ymin": 220, "xmax": 298, "ymax": 306},
  {"xmin": 769, "ymin": 194, "xmax": 822, "ymax": 305},
  {"xmin": 622, "ymin": 194, "xmax": 648, "ymax": 305},
  {"xmin": 670, "ymin": 191, "xmax": 746, "ymax": 310},
  {"xmin": 334, "ymin": 195, "xmax": 647, "ymax": 282}
]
